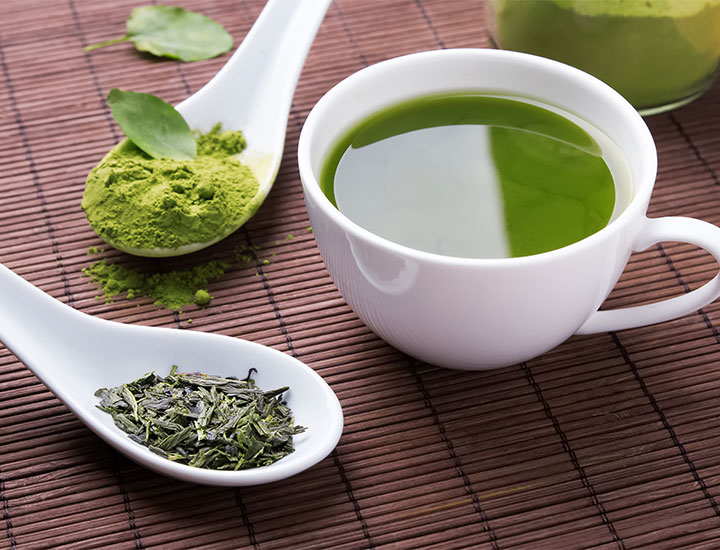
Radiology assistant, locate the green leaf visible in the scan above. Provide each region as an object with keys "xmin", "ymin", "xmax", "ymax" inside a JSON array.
[
  {"xmin": 107, "ymin": 89, "xmax": 197, "ymax": 161},
  {"xmin": 121, "ymin": 385, "xmax": 139, "ymax": 421},
  {"xmin": 85, "ymin": 5, "xmax": 233, "ymax": 62}
]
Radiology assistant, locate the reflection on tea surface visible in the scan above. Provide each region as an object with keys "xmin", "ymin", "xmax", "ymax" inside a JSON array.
[{"xmin": 320, "ymin": 94, "xmax": 632, "ymax": 258}]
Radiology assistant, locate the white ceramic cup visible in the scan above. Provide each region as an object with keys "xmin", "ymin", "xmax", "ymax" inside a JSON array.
[{"xmin": 298, "ymin": 49, "xmax": 720, "ymax": 370}]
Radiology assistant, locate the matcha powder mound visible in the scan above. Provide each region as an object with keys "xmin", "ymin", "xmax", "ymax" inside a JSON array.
[
  {"xmin": 84, "ymin": 259, "xmax": 229, "ymax": 309},
  {"xmin": 81, "ymin": 125, "xmax": 261, "ymax": 253}
]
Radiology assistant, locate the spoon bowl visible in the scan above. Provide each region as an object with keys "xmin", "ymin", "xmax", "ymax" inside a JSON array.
[
  {"xmin": 103, "ymin": 0, "xmax": 332, "ymax": 257},
  {"xmin": 0, "ymin": 263, "xmax": 343, "ymax": 486}
]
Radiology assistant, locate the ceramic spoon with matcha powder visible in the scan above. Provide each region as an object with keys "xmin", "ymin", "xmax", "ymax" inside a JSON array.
[{"xmin": 87, "ymin": 0, "xmax": 332, "ymax": 257}]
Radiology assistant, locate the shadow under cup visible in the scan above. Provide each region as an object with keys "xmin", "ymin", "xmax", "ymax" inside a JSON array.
[{"xmin": 298, "ymin": 49, "xmax": 663, "ymax": 370}]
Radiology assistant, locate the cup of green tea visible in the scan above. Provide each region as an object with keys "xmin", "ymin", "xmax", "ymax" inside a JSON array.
[{"xmin": 298, "ymin": 49, "xmax": 720, "ymax": 370}]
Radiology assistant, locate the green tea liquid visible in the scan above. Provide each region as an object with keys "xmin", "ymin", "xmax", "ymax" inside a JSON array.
[{"xmin": 320, "ymin": 93, "xmax": 631, "ymax": 258}]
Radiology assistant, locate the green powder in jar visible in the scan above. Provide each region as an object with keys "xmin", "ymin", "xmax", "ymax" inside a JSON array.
[
  {"xmin": 490, "ymin": 0, "xmax": 720, "ymax": 110},
  {"xmin": 81, "ymin": 124, "xmax": 261, "ymax": 254}
]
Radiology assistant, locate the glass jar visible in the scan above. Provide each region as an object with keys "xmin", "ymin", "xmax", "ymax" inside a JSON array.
[{"xmin": 484, "ymin": 0, "xmax": 720, "ymax": 115}]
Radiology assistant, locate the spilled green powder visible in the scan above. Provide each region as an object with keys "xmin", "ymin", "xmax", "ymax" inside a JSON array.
[
  {"xmin": 193, "ymin": 289, "xmax": 211, "ymax": 306},
  {"xmin": 233, "ymin": 242, "xmax": 259, "ymax": 264},
  {"xmin": 83, "ymin": 242, "xmax": 266, "ymax": 310},
  {"xmin": 84, "ymin": 259, "xmax": 229, "ymax": 309},
  {"xmin": 81, "ymin": 124, "xmax": 260, "ymax": 254}
]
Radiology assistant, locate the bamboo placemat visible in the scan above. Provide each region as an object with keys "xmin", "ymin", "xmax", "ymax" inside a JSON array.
[{"xmin": 2, "ymin": 1, "xmax": 720, "ymax": 548}]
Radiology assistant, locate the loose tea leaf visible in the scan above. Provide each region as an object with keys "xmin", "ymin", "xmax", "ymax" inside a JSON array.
[
  {"xmin": 85, "ymin": 5, "xmax": 233, "ymax": 62},
  {"xmin": 107, "ymin": 89, "xmax": 197, "ymax": 161},
  {"xmin": 95, "ymin": 366, "xmax": 306, "ymax": 470}
]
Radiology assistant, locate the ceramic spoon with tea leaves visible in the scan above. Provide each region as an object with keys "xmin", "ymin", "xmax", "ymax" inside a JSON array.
[
  {"xmin": 82, "ymin": 0, "xmax": 331, "ymax": 257},
  {"xmin": 0, "ymin": 257, "xmax": 343, "ymax": 485}
]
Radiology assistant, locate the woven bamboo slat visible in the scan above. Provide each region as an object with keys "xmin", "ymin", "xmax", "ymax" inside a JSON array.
[{"xmin": 2, "ymin": 0, "xmax": 720, "ymax": 548}]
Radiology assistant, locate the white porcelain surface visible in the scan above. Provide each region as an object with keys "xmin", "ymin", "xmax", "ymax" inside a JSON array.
[
  {"xmin": 298, "ymin": 49, "xmax": 720, "ymax": 370},
  {"xmin": 121, "ymin": 0, "xmax": 332, "ymax": 256},
  {"xmin": 0, "ymin": 263, "xmax": 343, "ymax": 486}
]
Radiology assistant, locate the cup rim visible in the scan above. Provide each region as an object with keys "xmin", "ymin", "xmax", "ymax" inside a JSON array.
[{"xmin": 298, "ymin": 48, "xmax": 658, "ymax": 266}]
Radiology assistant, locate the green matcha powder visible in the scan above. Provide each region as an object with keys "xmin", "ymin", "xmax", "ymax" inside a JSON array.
[
  {"xmin": 84, "ymin": 259, "xmax": 229, "ymax": 309},
  {"xmin": 82, "ymin": 125, "xmax": 262, "ymax": 310},
  {"xmin": 81, "ymin": 124, "xmax": 260, "ymax": 253},
  {"xmin": 83, "ymin": 242, "xmax": 266, "ymax": 310},
  {"xmin": 491, "ymin": 0, "xmax": 720, "ymax": 109}
]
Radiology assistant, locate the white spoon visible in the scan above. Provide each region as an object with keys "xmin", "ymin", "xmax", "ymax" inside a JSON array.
[
  {"xmin": 101, "ymin": 0, "xmax": 332, "ymax": 257},
  {"xmin": 0, "ymin": 263, "xmax": 343, "ymax": 486}
]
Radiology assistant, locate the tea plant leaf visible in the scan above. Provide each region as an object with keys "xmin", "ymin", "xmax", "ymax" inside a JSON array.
[
  {"xmin": 85, "ymin": 5, "xmax": 233, "ymax": 62},
  {"xmin": 107, "ymin": 89, "xmax": 197, "ymax": 161},
  {"xmin": 94, "ymin": 366, "xmax": 306, "ymax": 471}
]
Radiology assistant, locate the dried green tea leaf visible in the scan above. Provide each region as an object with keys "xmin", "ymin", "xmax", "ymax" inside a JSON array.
[
  {"xmin": 107, "ymin": 89, "xmax": 197, "ymax": 161},
  {"xmin": 94, "ymin": 366, "xmax": 306, "ymax": 471},
  {"xmin": 85, "ymin": 5, "xmax": 233, "ymax": 62}
]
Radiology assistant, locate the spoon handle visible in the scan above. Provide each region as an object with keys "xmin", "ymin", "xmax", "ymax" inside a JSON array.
[
  {"xmin": 0, "ymin": 263, "xmax": 92, "ymax": 382},
  {"xmin": 178, "ymin": 0, "xmax": 332, "ymax": 137}
]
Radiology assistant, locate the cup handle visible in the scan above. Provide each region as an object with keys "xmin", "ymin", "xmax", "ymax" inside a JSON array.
[{"xmin": 576, "ymin": 216, "xmax": 720, "ymax": 335}]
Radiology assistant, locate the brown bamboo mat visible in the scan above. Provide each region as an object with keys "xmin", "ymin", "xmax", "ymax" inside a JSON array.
[{"xmin": 2, "ymin": 0, "xmax": 720, "ymax": 548}]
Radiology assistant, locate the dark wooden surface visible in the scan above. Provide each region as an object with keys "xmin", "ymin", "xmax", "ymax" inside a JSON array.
[{"xmin": 2, "ymin": 1, "xmax": 720, "ymax": 548}]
